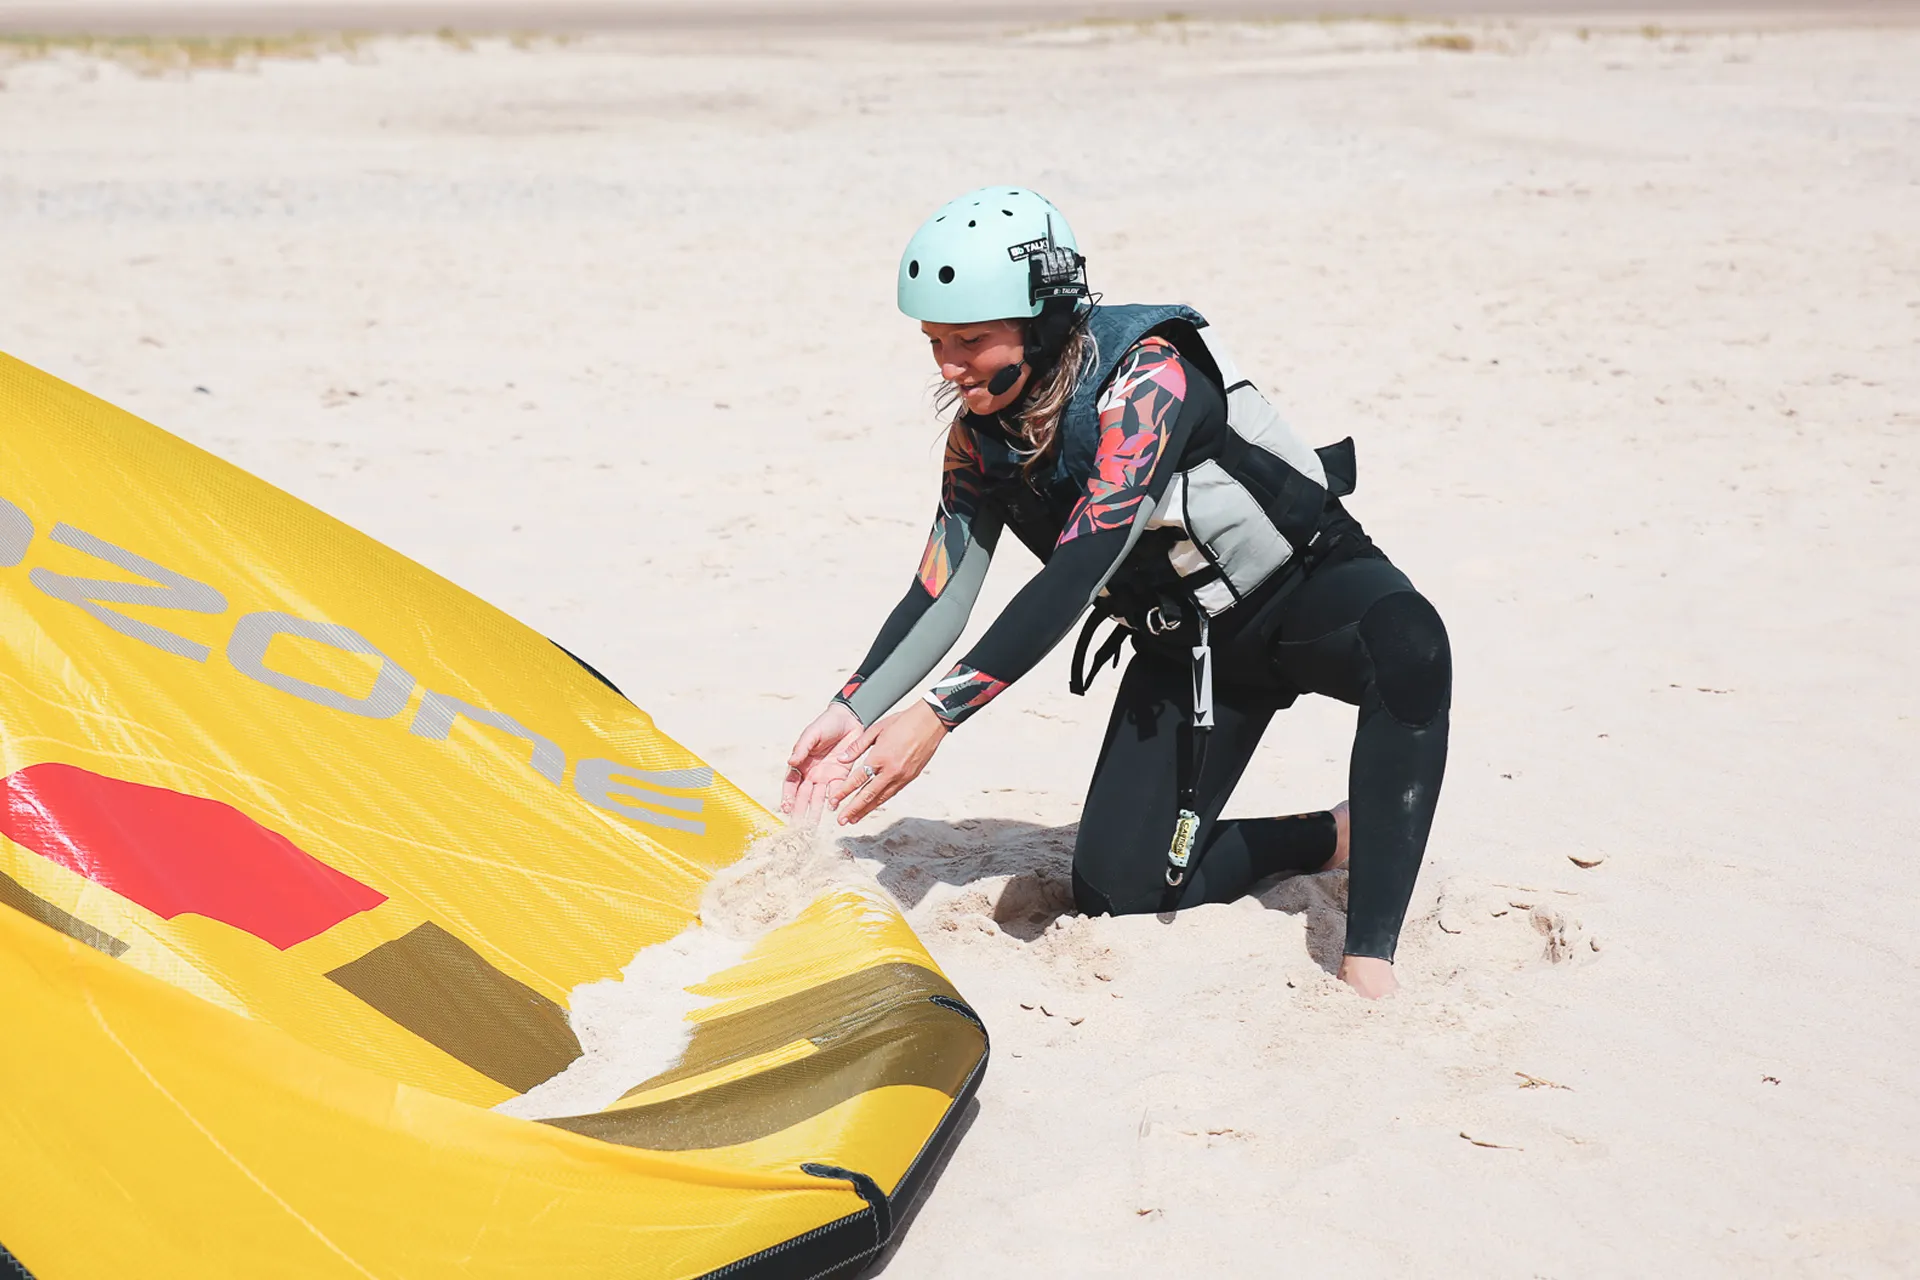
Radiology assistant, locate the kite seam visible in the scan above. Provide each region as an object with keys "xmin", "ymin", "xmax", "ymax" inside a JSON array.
[
  {"xmin": 0, "ymin": 1239, "xmax": 36, "ymax": 1280},
  {"xmin": 693, "ymin": 1208, "xmax": 866, "ymax": 1277},
  {"xmin": 800, "ymin": 1162, "xmax": 892, "ymax": 1253}
]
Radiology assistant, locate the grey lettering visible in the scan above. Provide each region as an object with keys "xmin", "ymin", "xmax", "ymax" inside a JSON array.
[
  {"xmin": 11, "ymin": 506, "xmax": 720, "ymax": 831},
  {"xmin": 227, "ymin": 611, "xmax": 414, "ymax": 719},
  {"xmin": 573, "ymin": 758, "xmax": 711, "ymax": 835},
  {"xmin": 29, "ymin": 524, "xmax": 228, "ymax": 661},
  {"xmin": 0, "ymin": 495, "xmax": 31, "ymax": 567},
  {"xmin": 410, "ymin": 692, "xmax": 563, "ymax": 784}
]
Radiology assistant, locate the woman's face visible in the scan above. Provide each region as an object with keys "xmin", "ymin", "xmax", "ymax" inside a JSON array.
[{"xmin": 923, "ymin": 319, "xmax": 1030, "ymax": 417}]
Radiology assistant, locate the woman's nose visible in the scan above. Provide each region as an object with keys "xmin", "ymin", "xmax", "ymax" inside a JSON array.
[{"xmin": 938, "ymin": 361, "xmax": 967, "ymax": 382}]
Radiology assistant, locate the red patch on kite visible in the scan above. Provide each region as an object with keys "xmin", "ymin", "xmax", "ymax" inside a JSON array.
[{"xmin": 1, "ymin": 762, "xmax": 385, "ymax": 949}]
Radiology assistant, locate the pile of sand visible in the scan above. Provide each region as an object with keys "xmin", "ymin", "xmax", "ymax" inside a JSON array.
[{"xmin": 497, "ymin": 824, "xmax": 886, "ymax": 1120}]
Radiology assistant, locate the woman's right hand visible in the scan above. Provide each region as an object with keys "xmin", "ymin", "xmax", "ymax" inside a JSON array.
[{"xmin": 781, "ymin": 702, "xmax": 864, "ymax": 825}]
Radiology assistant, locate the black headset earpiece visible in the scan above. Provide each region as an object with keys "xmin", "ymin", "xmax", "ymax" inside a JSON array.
[
  {"xmin": 984, "ymin": 216, "xmax": 1090, "ymax": 403},
  {"xmin": 983, "ymin": 298, "xmax": 1079, "ymax": 402}
]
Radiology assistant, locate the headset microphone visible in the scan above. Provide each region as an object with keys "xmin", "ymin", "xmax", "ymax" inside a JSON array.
[{"xmin": 980, "ymin": 216, "xmax": 1089, "ymax": 404}]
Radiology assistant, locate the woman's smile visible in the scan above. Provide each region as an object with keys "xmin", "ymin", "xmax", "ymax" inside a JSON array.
[{"xmin": 924, "ymin": 318, "xmax": 1029, "ymax": 415}]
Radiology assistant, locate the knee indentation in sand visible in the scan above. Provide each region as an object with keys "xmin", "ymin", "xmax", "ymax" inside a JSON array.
[
  {"xmin": 846, "ymin": 816, "xmax": 1073, "ymax": 903},
  {"xmin": 910, "ymin": 870, "xmax": 1078, "ymax": 947},
  {"xmin": 844, "ymin": 815, "xmax": 1079, "ymax": 943}
]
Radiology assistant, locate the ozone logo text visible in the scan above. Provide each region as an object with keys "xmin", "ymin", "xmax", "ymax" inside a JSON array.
[{"xmin": 0, "ymin": 493, "xmax": 709, "ymax": 835}]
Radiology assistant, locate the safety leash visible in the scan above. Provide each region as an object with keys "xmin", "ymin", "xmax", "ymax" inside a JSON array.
[{"xmin": 1165, "ymin": 610, "xmax": 1212, "ymax": 893}]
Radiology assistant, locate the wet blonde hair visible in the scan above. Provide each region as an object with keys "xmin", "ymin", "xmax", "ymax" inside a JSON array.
[{"xmin": 936, "ymin": 320, "xmax": 1098, "ymax": 479}]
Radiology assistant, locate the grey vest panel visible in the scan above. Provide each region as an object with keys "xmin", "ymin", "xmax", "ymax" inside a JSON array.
[{"xmin": 1063, "ymin": 304, "xmax": 1335, "ymax": 615}]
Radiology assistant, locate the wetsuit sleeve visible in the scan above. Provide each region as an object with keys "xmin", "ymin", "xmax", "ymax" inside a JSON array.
[
  {"xmin": 924, "ymin": 338, "xmax": 1192, "ymax": 728},
  {"xmin": 833, "ymin": 423, "xmax": 1002, "ymax": 725}
]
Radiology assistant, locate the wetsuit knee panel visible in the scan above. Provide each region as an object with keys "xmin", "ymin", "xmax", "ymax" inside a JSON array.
[
  {"xmin": 1358, "ymin": 592, "xmax": 1451, "ymax": 728},
  {"xmin": 1072, "ymin": 866, "xmax": 1115, "ymax": 917},
  {"xmin": 1073, "ymin": 865, "xmax": 1176, "ymax": 918}
]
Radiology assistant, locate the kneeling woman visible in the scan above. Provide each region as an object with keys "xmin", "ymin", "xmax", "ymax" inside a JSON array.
[{"xmin": 782, "ymin": 188, "xmax": 1450, "ymax": 997}]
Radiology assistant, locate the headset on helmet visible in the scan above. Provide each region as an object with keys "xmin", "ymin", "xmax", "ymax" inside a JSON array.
[
  {"xmin": 897, "ymin": 187, "xmax": 1091, "ymax": 388},
  {"xmin": 1021, "ymin": 217, "xmax": 1090, "ymax": 375}
]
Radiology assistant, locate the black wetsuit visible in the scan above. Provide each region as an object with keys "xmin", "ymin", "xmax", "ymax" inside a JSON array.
[{"xmin": 835, "ymin": 339, "xmax": 1450, "ymax": 961}]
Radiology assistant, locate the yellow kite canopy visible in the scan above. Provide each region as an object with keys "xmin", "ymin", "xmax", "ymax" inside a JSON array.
[{"xmin": 0, "ymin": 352, "xmax": 987, "ymax": 1280}]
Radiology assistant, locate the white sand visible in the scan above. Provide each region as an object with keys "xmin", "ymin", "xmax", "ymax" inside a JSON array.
[
  {"xmin": 492, "ymin": 922, "xmax": 751, "ymax": 1121},
  {"xmin": 498, "ymin": 827, "xmax": 879, "ymax": 1121},
  {"xmin": 4, "ymin": 12, "xmax": 1918, "ymax": 1275}
]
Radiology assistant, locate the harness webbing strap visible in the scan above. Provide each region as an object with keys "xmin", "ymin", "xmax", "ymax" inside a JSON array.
[
  {"xmin": 1069, "ymin": 610, "xmax": 1129, "ymax": 698},
  {"xmin": 1165, "ymin": 612, "xmax": 1212, "ymax": 892}
]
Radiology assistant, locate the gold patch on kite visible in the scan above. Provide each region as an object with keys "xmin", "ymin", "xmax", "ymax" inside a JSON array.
[{"xmin": 326, "ymin": 921, "xmax": 583, "ymax": 1093}]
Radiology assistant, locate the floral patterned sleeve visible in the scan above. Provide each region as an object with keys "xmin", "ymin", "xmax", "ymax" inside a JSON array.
[
  {"xmin": 1058, "ymin": 337, "xmax": 1188, "ymax": 545},
  {"xmin": 926, "ymin": 338, "xmax": 1191, "ymax": 729}
]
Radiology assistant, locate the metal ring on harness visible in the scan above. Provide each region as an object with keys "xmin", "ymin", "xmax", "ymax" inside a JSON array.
[{"xmin": 1145, "ymin": 605, "xmax": 1180, "ymax": 636}]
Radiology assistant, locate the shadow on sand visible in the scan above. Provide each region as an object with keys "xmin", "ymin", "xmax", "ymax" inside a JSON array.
[{"xmin": 838, "ymin": 815, "xmax": 1350, "ymax": 971}]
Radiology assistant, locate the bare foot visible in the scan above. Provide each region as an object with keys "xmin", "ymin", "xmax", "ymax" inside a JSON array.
[
  {"xmin": 1322, "ymin": 800, "xmax": 1350, "ymax": 871},
  {"xmin": 1338, "ymin": 955, "xmax": 1398, "ymax": 999}
]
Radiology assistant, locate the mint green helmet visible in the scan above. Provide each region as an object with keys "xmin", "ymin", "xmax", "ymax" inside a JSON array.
[{"xmin": 898, "ymin": 186, "xmax": 1086, "ymax": 324}]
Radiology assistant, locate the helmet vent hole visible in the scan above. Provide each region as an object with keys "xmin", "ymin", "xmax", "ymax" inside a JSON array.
[
  {"xmin": 908, "ymin": 260, "xmax": 919, "ymax": 278},
  {"xmin": 935, "ymin": 215, "xmax": 945, "ymax": 223},
  {"xmin": 938, "ymin": 265, "xmax": 955, "ymax": 284},
  {"xmin": 1002, "ymin": 209, "xmax": 1012, "ymax": 216},
  {"xmin": 967, "ymin": 219, "xmax": 976, "ymax": 227}
]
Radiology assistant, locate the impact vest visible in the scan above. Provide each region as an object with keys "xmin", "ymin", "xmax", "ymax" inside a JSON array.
[{"xmin": 1059, "ymin": 303, "xmax": 1351, "ymax": 617}]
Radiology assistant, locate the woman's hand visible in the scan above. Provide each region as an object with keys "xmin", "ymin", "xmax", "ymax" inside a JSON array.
[
  {"xmin": 782, "ymin": 702, "xmax": 864, "ymax": 825},
  {"xmin": 827, "ymin": 701, "xmax": 950, "ymax": 825}
]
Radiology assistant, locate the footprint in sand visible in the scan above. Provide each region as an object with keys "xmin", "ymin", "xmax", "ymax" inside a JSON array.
[
  {"xmin": 1531, "ymin": 906, "xmax": 1599, "ymax": 964},
  {"xmin": 1426, "ymin": 880, "xmax": 1601, "ymax": 968}
]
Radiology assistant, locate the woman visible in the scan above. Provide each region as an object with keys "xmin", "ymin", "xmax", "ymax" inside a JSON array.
[{"xmin": 782, "ymin": 187, "xmax": 1450, "ymax": 998}]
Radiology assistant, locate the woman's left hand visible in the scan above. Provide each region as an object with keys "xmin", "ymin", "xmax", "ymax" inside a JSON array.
[{"xmin": 827, "ymin": 701, "xmax": 950, "ymax": 825}]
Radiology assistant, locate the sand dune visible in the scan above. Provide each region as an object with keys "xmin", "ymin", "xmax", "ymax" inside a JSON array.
[{"xmin": 2, "ymin": 12, "xmax": 1917, "ymax": 1276}]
